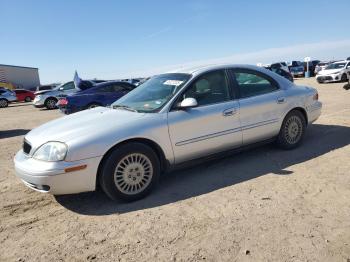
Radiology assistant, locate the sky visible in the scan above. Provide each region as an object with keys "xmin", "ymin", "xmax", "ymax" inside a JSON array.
[{"xmin": 1, "ymin": 0, "xmax": 350, "ymax": 84}]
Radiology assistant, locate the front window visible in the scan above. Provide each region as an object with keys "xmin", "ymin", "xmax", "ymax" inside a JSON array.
[
  {"xmin": 325, "ymin": 63, "xmax": 346, "ymax": 70},
  {"xmin": 178, "ymin": 70, "xmax": 230, "ymax": 106},
  {"xmin": 112, "ymin": 73, "xmax": 191, "ymax": 112}
]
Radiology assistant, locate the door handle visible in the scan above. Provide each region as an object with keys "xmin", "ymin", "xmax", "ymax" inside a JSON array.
[
  {"xmin": 277, "ymin": 97, "xmax": 286, "ymax": 104},
  {"xmin": 223, "ymin": 108, "xmax": 237, "ymax": 116}
]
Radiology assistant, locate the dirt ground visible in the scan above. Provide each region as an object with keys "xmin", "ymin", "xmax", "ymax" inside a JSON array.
[{"xmin": 0, "ymin": 78, "xmax": 349, "ymax": 262}]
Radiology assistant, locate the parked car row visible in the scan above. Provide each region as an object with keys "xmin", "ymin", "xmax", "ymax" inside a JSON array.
[
  {"xmin": 57, "ymin": 81, "xmax": 136, "ymax": 114},
  {"xmin": 263, "ymin": 58, "xmax": 350, "ymax": 84},
  {"xmin": 316, "ymin": 60, "xmax": 350, "ymax": 83},
  {"xmin": 0, "ymin": 87, "xmax": 36, "ymax": 108}
]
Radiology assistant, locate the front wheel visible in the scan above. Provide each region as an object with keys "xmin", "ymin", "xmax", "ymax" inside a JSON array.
[
  {"xmin": 0, "ymin": 99, "xmax": 8, "ymax": 108},
  {"xmin": 276, "ymin": 110, "xmax": 306, "ymax": 150},
  {"xmin": 99, "ymin": 142, "xmax": 160, "ymax": 201},
  {"xmin": 45, "ymin": 98, "xmax": 57, "ymax": 110}
]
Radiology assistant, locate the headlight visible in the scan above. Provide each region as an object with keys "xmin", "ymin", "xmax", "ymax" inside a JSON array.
[
  {"xmin": 36, "ymin": 95, "xmax": 42, "ymax": 99},
  {"xmin": 331, "ymin": 71, "xmax": 340, "ymax": 75},
  {"xmin": 33, "ymin": 142, "xmax": 67, "ymax": 161}
]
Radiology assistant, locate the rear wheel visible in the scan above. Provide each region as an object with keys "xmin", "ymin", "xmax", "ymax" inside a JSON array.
[
  {"xmin": 276, "ymin": 110, "xmax": 306, "ymax": 150},
  {"xmin": 45, "ymin": 98, "xmax": 57, "ymax": 110},
  {"xmin": 0, "ymin": 99, "xmax": 8, "ymax": 108},
  {"xmin": 24, "ymin": 96, "xmax": 32, "ymax": 102},
  {"xmin": 99, "ymin": 142, "xmax": 160, "ymax": 201}
]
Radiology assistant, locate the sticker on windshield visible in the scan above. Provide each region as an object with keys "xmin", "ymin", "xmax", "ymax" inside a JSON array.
[{"xmin": 163, "ymin": 80, "xmax": 184, "ymax": 86}]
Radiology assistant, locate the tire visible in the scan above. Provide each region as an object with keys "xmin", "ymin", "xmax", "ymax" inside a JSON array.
[
  {"xmin": 276, "ymin": 110, "xmax": 306, "ymax": 150},
  {"xmin": 45, "ymin": 97, "xmax": 57, "ymax": 110},
  {"xmin": 99, "ymin": 142, "xmax": 160, "ymax": 201},
  {"xmin": 341, "ymin": 73, "xmax": 348, "ymax": 82},
  {"xmin": 0, "ymin": 99, "xmax": 8, "ymax": 108},
  {"xmin": 87, "ymin": 103, "xmax": 101, "ymax": 109},
  {"xmin": 24, "ymin": 96, "xmax": 32, "ymax": 102}
]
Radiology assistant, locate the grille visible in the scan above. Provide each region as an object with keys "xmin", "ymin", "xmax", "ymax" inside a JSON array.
[
  {"xmin": 319, "ymin": 76, "xmax": 332, "ymax": 81},
  {"xmin": 23, "ymin": 140, "xmax": 32, "ymax": 154}
]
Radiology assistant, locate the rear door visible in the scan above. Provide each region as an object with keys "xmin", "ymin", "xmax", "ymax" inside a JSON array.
[
  {"xmin": 167, "ymin": 69, "xmax": 242, "ymax": 163},
  {"xmin": 230, "ymin": 68, "xmax": 287, "ymax": 145}
]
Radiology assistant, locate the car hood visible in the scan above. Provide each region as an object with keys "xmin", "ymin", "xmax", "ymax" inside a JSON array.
[
  {"xmin": 25, "ymin": 107, "xmax": 147, "ymax": 146},
  {"xmin": 318, "ymin": 69, "xmax": 343, "ymax": 75},
  {"xmin": 35, "ymin": 90, "xmax": 53, "ymax": 95}
]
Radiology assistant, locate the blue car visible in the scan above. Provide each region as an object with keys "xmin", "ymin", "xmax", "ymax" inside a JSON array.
[{"xmin": 58, "ymin": 81, "xmax": 136, "ymax": 114}]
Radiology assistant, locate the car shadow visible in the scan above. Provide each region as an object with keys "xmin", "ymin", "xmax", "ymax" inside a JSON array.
[
  {"xmin": 8, "ymin": 103, "xmax": 32, "ymax": 108},
  {"xmin": 0, "ymin": 129, "xmax": 30, "ymax": 139},
  {"xmin": 55, "ymin": 123, "xmax": 350, "ymax": 215}
]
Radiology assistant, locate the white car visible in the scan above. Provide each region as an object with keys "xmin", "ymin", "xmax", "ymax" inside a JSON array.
[
  {"xmin": 316, "ymin": 61, "xmax": 350, "ymax": 83},
  {"xmin": 14, "ymin": 64, "xmax": 322, "ymax": 201},
  {"xmin": 314, "ymin": 61, "xmax": 330, "ymax": 75}
]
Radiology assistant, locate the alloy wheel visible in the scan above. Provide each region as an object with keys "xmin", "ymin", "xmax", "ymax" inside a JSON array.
[
  {"xmin": 46, "ymin": 99, "xmax": 56, "ymax": 109},
  {"xmin": 114, "ymin": 153, "xmax": 153, "ymax": 195},
  {"xmin": 0, "ymin": 99, "xmax": 8, "ymax": 108},
  {"xmin": 284, "ymin": 116, "xmax": 302, "ymax": 144}
]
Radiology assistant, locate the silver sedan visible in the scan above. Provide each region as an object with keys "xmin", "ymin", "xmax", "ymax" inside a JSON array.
[{"xmin": 14, "ymin": 64, "xmax": 322, "ymax": 201}]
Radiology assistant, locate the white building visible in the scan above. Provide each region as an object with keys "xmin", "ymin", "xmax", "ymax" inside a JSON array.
[{"xmin": 0, "ymin": 64, "xmax": 40, "ymax": 89}]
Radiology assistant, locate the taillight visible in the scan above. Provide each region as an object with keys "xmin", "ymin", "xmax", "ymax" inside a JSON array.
[
  {"xmin": 58, "ymin": 98, "xmax": 68, "ymax": 105},
  {"xmin": 313, "ymin": 92, "xmax": 319, "ymax": 101}
]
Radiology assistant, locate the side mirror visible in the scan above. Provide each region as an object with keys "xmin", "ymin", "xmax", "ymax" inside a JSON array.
[{"xmin": 178, "ymin": 97, "xmax": 198, "ymax": 109}]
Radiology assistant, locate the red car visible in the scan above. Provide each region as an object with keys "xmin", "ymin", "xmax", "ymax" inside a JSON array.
[{"xmin": 14, "ymin": 89, "xmax": 35, "ymax": 102}]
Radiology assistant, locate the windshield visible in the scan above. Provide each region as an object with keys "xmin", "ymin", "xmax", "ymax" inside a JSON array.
[
  {"xmin": 325, "ymin": 63, "xmax": 346, "ymax": 70},
  {"xmin": 112, "ymin": 73, "xmax": 191, "ymax": 113}
]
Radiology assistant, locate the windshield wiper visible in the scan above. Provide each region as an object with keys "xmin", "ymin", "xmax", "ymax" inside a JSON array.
[{"xmin": 112, "ymin": 105, "xmax": 138, "ymax": 112}]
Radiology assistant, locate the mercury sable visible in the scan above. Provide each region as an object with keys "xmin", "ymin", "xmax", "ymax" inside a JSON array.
[{"xmin": 14, "ymin": 64, "xmax": 322, "ymax": 201}]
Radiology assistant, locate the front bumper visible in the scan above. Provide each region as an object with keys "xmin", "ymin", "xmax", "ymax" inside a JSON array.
[
  {"xmin": 14, "ymin": 150, "xmax": 102, "ymax": 195},
  {"xmin": 291, "ymin": 71, "xmax": 304, "ymax": 77},
  {"xmin": 33, "ymin": 96, "xmax": 46, "ymax": 107},
  {"xmin": 7, "ymin": 95, "xmax": 17, "ymax": 102},
  {"xmin": 316, "ymin": 74, "xmax": 340, "ymax": 83}
]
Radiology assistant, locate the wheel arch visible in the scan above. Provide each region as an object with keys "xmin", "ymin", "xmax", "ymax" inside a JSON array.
[
  {"xmin": 86, "ymin": 101, "xmax": 102, "ymax": 108},
  {"xmin": 95, "ymin": 137, "xmax": 168, "ymax": 189},
  {"xmin": 45, "ymin": 96, "xmax": 58, "ymax": 103},
  {"xmin": 284, "ymin": 107, "xmax": 308, "ymax": 126}
]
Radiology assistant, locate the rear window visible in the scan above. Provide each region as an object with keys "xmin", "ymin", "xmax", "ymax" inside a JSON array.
[{"xmin": 233, "ymin": 70, "xmax": 279, "ymax": 98}]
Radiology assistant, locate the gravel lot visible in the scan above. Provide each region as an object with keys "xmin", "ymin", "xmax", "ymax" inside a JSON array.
[{"xmin": 0, "ymin": 78, "xmax": 350, "ymax": 262}]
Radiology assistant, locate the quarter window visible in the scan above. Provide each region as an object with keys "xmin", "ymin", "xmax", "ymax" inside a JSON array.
[
  {"xmin": 180, "ymin": 70, "xmax": 230, "ymax": 106},
  {"xmin": 234, "ymin": 71, "xmax": 278, "ymax": 98}
]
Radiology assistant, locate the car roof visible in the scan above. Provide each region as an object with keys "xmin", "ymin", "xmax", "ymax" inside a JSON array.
[
  {"xmin": 87, "ymin": 81, "xmax": 135, "ymax": 90},
  {"xmin": 333, "ymin": 60, "xmax": 347, "ymax": 64},
  {"xmin": 167, "ymin": 64, "xmax": 275, "ymax": 76}
]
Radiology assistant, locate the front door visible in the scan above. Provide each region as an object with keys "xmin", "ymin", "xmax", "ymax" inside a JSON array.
[{"xmin": 167, "ymin": 69, "xmax": 242, "ymax": 164}]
